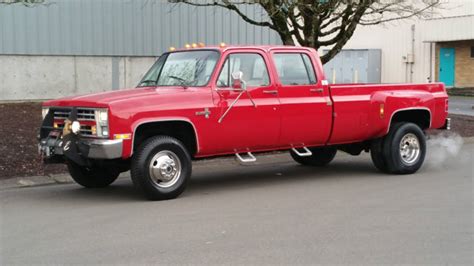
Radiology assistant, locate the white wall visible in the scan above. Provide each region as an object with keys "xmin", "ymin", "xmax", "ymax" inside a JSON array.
[
  {"xmin": 0, "ymin": 56, "xmax": 157, "ymax": 100},
  {"xmin": 326, "ymin": 0, "xmax": 474, "ymax": 84}
]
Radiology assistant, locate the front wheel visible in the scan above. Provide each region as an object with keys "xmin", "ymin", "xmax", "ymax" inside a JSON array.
[
  {"xmin": 131, "ymin": 136, "xmax": 191, "ymax": 200},
  {"xmin": 290, "ymin": 147, "xmax": 337, "ymax": 167},
  {"xmin": 380, "ymin": 122, "xmax": 426, "ymax": 174},
  {"xmin": 67, "ymin": 160, "xmax": 120, "ymax": 188}
]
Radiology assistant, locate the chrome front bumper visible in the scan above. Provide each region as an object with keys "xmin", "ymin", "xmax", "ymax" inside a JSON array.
[
  {"xmin": 39, "ymin": 136, "xmax": 123, "ymax": 162},
  {"xmin": 86, "ymin": 139, "xmax": 123, "ymax": 159}
]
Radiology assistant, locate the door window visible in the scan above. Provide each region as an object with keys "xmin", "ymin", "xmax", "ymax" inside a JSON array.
[
  {"xmin": 273, "ymin": 53, "xmax": 317, "ymax": 85},
  {"xmin": 217, "ymin": 53, "xmax": 270, "ymax": 87}
]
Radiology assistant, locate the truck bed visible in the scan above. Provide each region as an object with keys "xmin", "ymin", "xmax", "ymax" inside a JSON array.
[{"xmin": 327, "ymin": 82, "xmax": 448, "ymax": 144}]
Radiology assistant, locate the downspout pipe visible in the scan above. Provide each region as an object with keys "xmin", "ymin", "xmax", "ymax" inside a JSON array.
[{"xmin": 410, "ymin": 24, "xmax": 415, "ymax": 83}]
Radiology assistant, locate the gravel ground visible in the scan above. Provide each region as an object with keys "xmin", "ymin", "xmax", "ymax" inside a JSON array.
[
  {"xmin": 0, "ymin": 102, "xmax": 66, "ymax": 179},
  {"xmin": 0, "ymin": 102, "xmax": 472, "ymax": 179}
]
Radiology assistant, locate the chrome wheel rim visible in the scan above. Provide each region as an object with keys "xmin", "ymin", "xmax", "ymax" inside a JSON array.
[
  {"xmin": 149, "ymin": 150, "xmax": 181, "ymax": 188},
  {"xmin": 399, "ymin": 133, "xmax": 420, "ymax": 165}
]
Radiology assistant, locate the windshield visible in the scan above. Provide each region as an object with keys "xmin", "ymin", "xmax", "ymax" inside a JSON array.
[{"xmin": 138, "ymin": 50, "xmax": 219, "ymax": 87}]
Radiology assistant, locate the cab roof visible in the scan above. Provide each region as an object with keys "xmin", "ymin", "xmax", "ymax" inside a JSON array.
[{"xmin": 169, "ymin": 45, "xmax": 316, "ymax": 53}]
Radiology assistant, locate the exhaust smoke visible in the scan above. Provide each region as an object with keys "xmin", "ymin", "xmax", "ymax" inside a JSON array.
[{"xmin": 425, "ymin": 131, "xmax": 465, "ymax": 169}]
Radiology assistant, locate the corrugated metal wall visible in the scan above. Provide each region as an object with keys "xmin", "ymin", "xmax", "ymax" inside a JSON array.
[{"xmin": 0, "ymin": 0, "xmax": 281, "ymax": 56}]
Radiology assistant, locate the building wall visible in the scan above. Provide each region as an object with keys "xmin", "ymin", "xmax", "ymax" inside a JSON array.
[
  {"xmin": 0, "ymin": 0, "xmax": 281, "ymax": 101},
  {"xmin": 0, "ymin": 0, "xmax": 281, "ymax": 56},
  {"xmin": 338, "ymin": 0, "xmax": 474, "ymax": 85},
  {"xmin": 435, "ymin": 40, "xmax": 474, "ymax": 87},
  {"xmin": 0, "ymin": 55, "xmax": 156, "ymax": 100}
]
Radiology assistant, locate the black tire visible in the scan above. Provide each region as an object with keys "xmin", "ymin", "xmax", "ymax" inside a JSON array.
[
  {"xmin": 290, "ymin": 147, "xmax": 337, "ymax": 166},
  {"xmin": 131, "ymin": 136, "xmax": 191, "ymax": 200},
  {"xmin": 382, "ymin": 122, "xmax": 426, "ymax": 174},
  {"xmin": 66, "ymin": 160, "xmax": 120, "ymax": 188},
  {"xmin": 370, "ymin": 138, "xmax": 389, "ymax": 173}
]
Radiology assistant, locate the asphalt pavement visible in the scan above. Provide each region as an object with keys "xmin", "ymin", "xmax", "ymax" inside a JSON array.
[
  {"xmin": 449, "ymin": 96, "xmax": 474, "ymax": 116},
  {"xmin": 1, "ymin": 142, "xmax": 473, "ymax": 265}
]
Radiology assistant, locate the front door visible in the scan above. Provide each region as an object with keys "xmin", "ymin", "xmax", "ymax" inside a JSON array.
[
  {"xmin": 271, "ymin": 51, "xmax": 333, "ymax": 147},
  {"xmin": 439, "ymin": 47, "xmax": 455, "ymax": 87},
  {"xmin": 209, "ymin": 51, "xmax": 281, "ymax": 154}
]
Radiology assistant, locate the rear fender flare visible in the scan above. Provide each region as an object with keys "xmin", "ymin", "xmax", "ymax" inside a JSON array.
[{"xmin": 370, "ymin": 91, "xmax": 434, "ymax": 136}]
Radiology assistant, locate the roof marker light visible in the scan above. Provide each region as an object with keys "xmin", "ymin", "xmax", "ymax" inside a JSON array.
[
  {"xmin": 191, "ymin": 43, "xmax": 198, "ymax": 48},
  {"xmin": 184, "ymin": 44, "xmax": 191, "ymax": 49},
  {"xmin": 198, "ymin": 42, "xmax": 205, "ymax": 47},
  {"xmin": 169, "ymin": 46, "xmax": 176, "ymax": 51},
  {"xmin": 219, "ymin": 42, "xmax": 226, "ymax": 48}
]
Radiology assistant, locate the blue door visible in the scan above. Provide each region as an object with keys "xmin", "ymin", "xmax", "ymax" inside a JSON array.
[{"xmin": 439, "ymin": 48, "xmax": 455, "ymax": 87}]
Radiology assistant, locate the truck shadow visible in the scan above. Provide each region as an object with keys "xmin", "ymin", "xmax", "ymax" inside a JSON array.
[
  {"xmin": 185, "ymin": 160, "xmax": 380, "ymax": 196},
  {"xmin": 25, "ymin": 157, "xmax": 382, "ymax": 202}
]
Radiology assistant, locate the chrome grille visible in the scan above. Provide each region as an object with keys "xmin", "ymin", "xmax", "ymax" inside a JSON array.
[
  {"xmin": 79, "ymin": 125, "xmax": 94, "ymax": 136},
  {"xmin": 56, "ymin": 124, "xmax": 94, "ymax": 136},
  {"xmin": 53, "ymin": 109, "xmax": 96, "ymax": 121},
  {"xmin": 53, "ymin": 108, "xmax": 97, "ymax": 137}
]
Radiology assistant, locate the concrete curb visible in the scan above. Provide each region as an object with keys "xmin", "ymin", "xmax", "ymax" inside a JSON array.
[
  {"xmin": 462, "ymin": 137, "xmax": 474, "ymax": 143},
  {"xmin": 2, "ymin": 138, "xmax": 473, "ymax": 190},
  {"xmin": 0, "ymin": 173, "xmax": 73, "ymax": 190},
  {"xmin": 0, "ymin": 152, "xmax": 292, "ymax": 190}
]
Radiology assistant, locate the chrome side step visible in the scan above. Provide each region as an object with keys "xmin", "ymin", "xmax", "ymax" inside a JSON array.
[
  {"xmin": 235, "ymin": 152, "xmax": 257, "ymax": 163},
  {"xmin": 291, "ymin": 147, "xmax": 312, "ymax": 157}
]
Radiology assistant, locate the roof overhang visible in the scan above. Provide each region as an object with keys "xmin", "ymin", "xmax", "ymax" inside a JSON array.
[{"xmin": 421, "ymin": 15, "xmax": 474, "ymax": 44}]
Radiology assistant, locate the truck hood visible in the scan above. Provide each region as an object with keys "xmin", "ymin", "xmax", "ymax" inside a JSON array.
[{"xmin": 43, "ymin": 86, "xmax": 188, "ymax": 107}]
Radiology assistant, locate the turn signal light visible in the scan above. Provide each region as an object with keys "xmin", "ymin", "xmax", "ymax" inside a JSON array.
[
  {"xmin": 114, "ymin": 133, "xmax": 131, "ymax": 140},
  {"xmin": 379, "ymin": 103, "xmax": 385, "ymax": 118}
]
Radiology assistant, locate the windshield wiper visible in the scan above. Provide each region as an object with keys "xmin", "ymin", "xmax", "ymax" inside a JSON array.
[
  {"xmin": 167, "ymin": 76, "xmax": 189, "ymax": 88},
  {"xmin": 138, "ymin": 79, "xmax": 157, "ymax": 87}
]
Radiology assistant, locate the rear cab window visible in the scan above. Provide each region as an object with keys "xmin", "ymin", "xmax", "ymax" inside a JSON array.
[{"xmin": 272, "ymin": 53, "xmax": 317, "ymax": 85}]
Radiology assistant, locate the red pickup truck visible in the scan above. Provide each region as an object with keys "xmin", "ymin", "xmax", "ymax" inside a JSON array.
[{"xmin": 39, "ymin": 45, "xmax": 450, "ymax": 200}]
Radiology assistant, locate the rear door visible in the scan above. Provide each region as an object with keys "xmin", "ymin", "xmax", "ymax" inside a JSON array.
[{"xmin": 270, "ymin": 50, "xmax": 332, "ymax": 147}]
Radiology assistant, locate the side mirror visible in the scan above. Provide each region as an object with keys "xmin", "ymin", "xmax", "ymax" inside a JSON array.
[
  {"xmin": 216, "ymin": 71, "xmax": 256, "ymax": 123},
  {"xmin": 231, "ymin": 71, "xmax": 245, "ymax": 91}
]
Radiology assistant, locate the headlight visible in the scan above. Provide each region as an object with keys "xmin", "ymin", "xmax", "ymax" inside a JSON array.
[
  {"xmin": 98, "ymin": 110, "xmax": 108, "ymax": 124},
  {"xmin": 42, "ymin": 107, "xmax": 49, "ymax": 119},
  {"xmin": 95, "ymin": 109, "xmax": 109, "ymax": 138}
]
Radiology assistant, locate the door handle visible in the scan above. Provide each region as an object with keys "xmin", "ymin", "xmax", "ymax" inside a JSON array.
[
  {"xmin": 310, "ymin": 88, "xmax": 324, "ymax": 93},
  {"xmin": 263, "ymin": 90, "xmax": 278, "ymax": 95}
]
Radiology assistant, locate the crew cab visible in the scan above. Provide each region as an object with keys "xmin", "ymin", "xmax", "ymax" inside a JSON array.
[{"xmin": 39, "ymin": 45, "xmax": 450, "ymax": 200}]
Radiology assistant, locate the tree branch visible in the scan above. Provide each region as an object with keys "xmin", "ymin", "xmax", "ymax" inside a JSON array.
[{"xmin": 172, "ymin": 0, "xmax": 276, "ymax": 29}]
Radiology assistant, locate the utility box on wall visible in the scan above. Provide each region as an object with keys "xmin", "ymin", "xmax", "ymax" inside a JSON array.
[{"xmin": 323, "ymin": 49, "xmax": 381, "ymax": 84}]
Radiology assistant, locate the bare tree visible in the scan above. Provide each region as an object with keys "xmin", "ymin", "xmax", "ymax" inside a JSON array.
[
  {"xmin": 172, "ymin": 0, "xmax": 440, "ymax": 64},
  {"xmin": 0, "ymin": 0, "xmax": 45, "ymax": 6}
]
